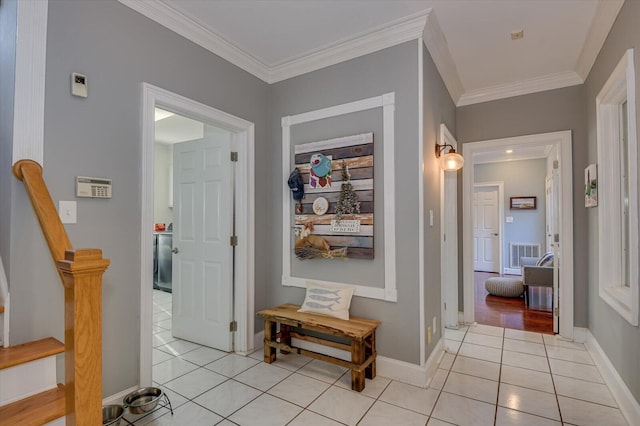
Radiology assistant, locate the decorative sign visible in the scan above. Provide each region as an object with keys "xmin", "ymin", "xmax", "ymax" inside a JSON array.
[
  {"xmin": 294, "ymin": 133, "xmax": 374, "ymax": 259},
  {"xmin": 330, "ymin": 220, "xmax": 361, "ymax": 233}
]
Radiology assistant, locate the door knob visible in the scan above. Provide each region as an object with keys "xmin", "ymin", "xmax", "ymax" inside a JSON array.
[
  {"xmin": 493, "ymin": 233, "xmax": 499, "ymax": 236},
  {"xmin": 171, "ymin": 247, "xmax": 179, "ymax": 254}
]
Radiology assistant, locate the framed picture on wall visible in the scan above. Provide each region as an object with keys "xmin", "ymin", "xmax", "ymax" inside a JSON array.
[
  {"xmin": 510, "ymin": 196, "xmax": 537, "ymax": 210},
  {"xmin": 585, "ymin": 163, "xmax": 598, "ymax": 207}
]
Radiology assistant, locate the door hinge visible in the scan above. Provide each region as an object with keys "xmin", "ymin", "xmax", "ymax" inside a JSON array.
[
  {"xmin": 229, "ymin": 321, "xmax": 237, "ymax": 332},
  {"xmin": 230, "ymin": 235, "xmax": 238, "ymax": 246},
  {"xmin": 230, "ymin": 151, "xmax": 238, "ymax": 162},
  {"xmin": 554, "ymin": 234, "xmax": 560, "ymax": 243},
  {"xmin": 553, "ymin": 160, "xmax": 559, "ymax": 169},
  {"xmin": 554, "ymin": 307, "xmax": 559, "ymax": 316}
]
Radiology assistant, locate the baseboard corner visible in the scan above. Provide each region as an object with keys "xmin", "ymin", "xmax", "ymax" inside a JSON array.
[{"xmin": 585, "ymin": 329, "xmax": 640, "ymax": 425}]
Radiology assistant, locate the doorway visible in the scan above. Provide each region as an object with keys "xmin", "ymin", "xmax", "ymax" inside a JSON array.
[
  {"xmin": 462, "ymin": 131, "xmax": 574, "ymax": 338},
  {"xmin": 140, "ymin": 83, "xmax": 256, "ymax": 387},
  {"xmin": 473, "ymin": 183, "xmax": 503, "ymax": 274}
]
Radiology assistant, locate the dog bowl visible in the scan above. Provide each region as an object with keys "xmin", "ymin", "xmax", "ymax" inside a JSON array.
[
  {"xmin": 123, "ymin": 387, "xmax": 163, "ymax": 414},
  {"xmin": 102, "ymin": 404, "xmax": 124, "ymax": 426}
]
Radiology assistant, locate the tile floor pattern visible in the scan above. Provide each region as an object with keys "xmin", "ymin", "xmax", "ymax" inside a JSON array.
[{"xmin": 110, "ymin": 290, "xmax": 630, "ymax": 425}]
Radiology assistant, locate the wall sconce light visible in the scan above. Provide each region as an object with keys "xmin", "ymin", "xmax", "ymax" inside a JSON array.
[{"xmin": 435, "ymin": 143, "xmax": 464, "ymax": 171}]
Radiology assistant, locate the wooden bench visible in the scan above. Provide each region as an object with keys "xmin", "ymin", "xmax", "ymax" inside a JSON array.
[{"xmin": 257, "ymin": 304, "xmax": 380, "ymax": 392}]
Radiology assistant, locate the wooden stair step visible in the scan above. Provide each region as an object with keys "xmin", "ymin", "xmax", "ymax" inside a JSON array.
[
  {"xmin": 0, "ymin": 384, "xmax": 65, "ymax": 426},
  {"xmin": 0, "ymin": 337, "xmax": 64, "ymax": 370}
]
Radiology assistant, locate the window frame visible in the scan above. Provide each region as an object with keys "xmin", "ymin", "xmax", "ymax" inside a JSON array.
[{"xmin": 596, "ymin": 49, "xmax": 639, "ymax": 326}]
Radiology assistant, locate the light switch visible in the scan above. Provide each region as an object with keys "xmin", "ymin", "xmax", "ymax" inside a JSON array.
[
  {"xmin": 506, "ymin": 216, "xmax": 514, "ymax": 223},
  {"xmin": 71, "ymin": 72, "xmax": 88, "ymax": 98},
  {"xmin": 59, "ymin": 201, "xmax": 77, "ymax": 224}
]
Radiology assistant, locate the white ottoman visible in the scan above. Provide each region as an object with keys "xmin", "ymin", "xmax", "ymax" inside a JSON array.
[{"xmin": 485, "ymin": 277, "xmax": 524, "ymax": 298}]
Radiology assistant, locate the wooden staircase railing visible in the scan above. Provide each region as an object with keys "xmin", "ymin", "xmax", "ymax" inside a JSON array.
[{"xmin": 13, "ymin": 159, "xmax": 110, "ymax": 425}]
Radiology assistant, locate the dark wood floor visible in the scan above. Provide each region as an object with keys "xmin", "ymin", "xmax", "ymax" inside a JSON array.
[{"xmin": 474, "ymin": 271, "xmax": 553, "ymax": 334}]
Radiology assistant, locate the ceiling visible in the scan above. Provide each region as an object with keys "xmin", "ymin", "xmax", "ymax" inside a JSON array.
[{"xmin": 120, "ymin": 0, "xmax": 623, "ymax": 105}]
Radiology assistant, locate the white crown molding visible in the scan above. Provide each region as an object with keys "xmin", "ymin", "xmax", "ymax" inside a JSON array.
[
  {"xmin": 118, "ymin": 0, "xmax": 271, "ymax": 81},
  {"xmin": 268, "ymin": 10, "xmax": 429, "ymax": 83},
  {"xmin": 457, "ymin": 71, "xmax": 583, "ymax": 107},
  {"xmin": 422, "ymin": 10, "xmax": 464, "ymax": 104},
  {"xmin": 575, "ymin": 0, "xmax": 625, "ymax": 81},
  {"xmin": 119, "ymin": 0, "xmax": 428, "ymax": 84}
]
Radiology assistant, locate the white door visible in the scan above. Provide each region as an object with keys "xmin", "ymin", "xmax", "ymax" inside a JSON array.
[
  {"xmin": 550, "ymin": 168, "xmax": 560, "ymax": 333},
  {"xmin": 442, "ymin": 169, "xmax": 459, "ymax": 328},
  {"xmin": 172, "ymin": 133, "xmax": 233, "ymax": 351},
  {"xmin": 545, "ymin": 176, "xmax": 554, "ymax": 252},
  {"xmin": 473, "ymin": 188, "xmax": 500, "ymax": 273}
]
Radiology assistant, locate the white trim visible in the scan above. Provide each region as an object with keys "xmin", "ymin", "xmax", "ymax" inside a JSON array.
[
  {"xmin": 503, "ymin": 267, "xmax": 522, "ymax": 276},
  {"xmin": 462, "ymin": 131, "xmax": 574, "ymax": 338},
  {"xmin": 423, "ymin": 337, "xmax": 445, "ymax": 388},
  {"xmin": 585, "ymin": 329, "xmax": 640, "ymax": 426},
  {"xmin": 140, "ymin": 83, "xmax": 255, "ymax": 386},
  {"xmin": 102, "ymin": 385, "xmax": 139, "ymax": 406},
  {"xmin": 457, "ymin": 71, "xmax": 583, "ymax": 107},
  {"xmin": 575, "ymin": 0, "xmax": 625, "ymax": 80},
  {"xmin": 596, "ymin": 49, "xmax": 639, "ymax": 326},
  {"xmin": 472, "ymin": 181, "xmax": 504, "ymax": 278},
  {"xmin": 418, "ymin": 40, "xmax": 425, "ymax": 366},
  {"xmin": 12, "ymin": 0, "xmax": 48, "ymax": 165},
  {"xmin": 573, "ymin": 326, "xmax": 588, "ymax": 343},
  {"xmin": 0, "ymin": 357, "xmax": 57, "ymax": 407},
  {"xmin": 281, "ymin": 93, "xmax": 397, "ymax": 302},
  {"xmin": 269, "ymin": 11, "xmax": 429, "ymax": 84},
  {"xmin": 117, "ymin": 0, "xmax": 270, "ymax": 82},
  {"xmin": 253, "ymin": 330, "xmax": 264, "ymax": 353},
  {"xmin": 118, "ymin": 1, "xmax": 428, "ymax": 84},
  {"xmin": 0, "ymin": 256, "xmax": 9, "ymax": 348},
  {"xmin": 422, "ymin": 10, "xmax": 464, "ymax": 104},
  {"xmin": 440, "ymin": 124, "xmax": 459, "ymax": 330}
]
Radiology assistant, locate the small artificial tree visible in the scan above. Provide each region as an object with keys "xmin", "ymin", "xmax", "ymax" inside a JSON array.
[{"xmin": 335, "ymin": 160, "xmax": 360, "ymax": 222}]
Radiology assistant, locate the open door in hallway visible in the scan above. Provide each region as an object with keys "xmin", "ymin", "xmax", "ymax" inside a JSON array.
[{"xmin": 172, "ymin": 132, "xmax": 234, "ymax": 351}]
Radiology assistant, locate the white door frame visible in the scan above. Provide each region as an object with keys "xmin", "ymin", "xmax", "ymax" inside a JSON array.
[
  {"xmin": 440, "ymin": 124, "xmax": 459, "ymax": 329},
  {"xmin": 473, "ymin": 182, "xmax": 504, "ymax": 275},
  {"xmin": 140, "ymin": 83, "xmax": 255, "ymax": 386},
  {"xmin": 462, "ymin": 131, "xmax": 574, "ymax": 339}
]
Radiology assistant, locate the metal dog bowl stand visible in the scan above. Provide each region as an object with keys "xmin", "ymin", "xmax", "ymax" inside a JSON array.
[{"xmin": 120, "ymin": 388, "xmax": 173, "ymax": 424}]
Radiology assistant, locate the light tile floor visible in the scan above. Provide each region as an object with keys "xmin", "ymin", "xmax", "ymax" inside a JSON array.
[{"xmin": 110, "ymin": 290, "xmax": 630, "ymax": 425}]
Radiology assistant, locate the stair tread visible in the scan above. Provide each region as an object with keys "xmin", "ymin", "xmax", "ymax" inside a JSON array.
[
  {"xmin": 0, "ymin": 384, "xmax": 65, "ymax": 425},
  {"xmin": 0, "ymin": 337, "xmax": 64, "ymax": 370}
]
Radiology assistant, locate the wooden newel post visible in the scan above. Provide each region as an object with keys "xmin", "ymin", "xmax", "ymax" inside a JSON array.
[{"xmin": 57, "ymin": 249, "xmax": 110, "ymax": 426}]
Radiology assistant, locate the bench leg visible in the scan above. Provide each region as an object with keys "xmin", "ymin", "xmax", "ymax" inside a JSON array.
[
  {"xmin": 263, "ymin": 319, "xmax": 277, "ymax": 364},
  {"xmin": 351, "ymin": 340, "xmax": 365, "ymax": 392},
  {"xmin": 280, "ymin": 324, "xmax": 291, "ymax": 355},
  {"xmin": 365, "ymin": 333, "xmax": 376, "ymax": 380}
]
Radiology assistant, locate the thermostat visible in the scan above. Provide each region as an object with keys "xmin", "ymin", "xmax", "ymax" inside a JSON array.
[
  {"xmin": 71, "ymin": 72, "xmax": 88, "ymax": 98},
  {"xmin": 76, "ymin": 176, "xmax": 112, "ymax": 198}
]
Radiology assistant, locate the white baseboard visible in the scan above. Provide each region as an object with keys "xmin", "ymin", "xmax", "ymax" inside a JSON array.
[
  {"xmin": 573, "ymin": 326, "xmax": 587, "ymax": 343},
  {"xmin": 423, "ymin": 338, "xmax": 445, "ymax": 388},
  {"xmin": 254, "ymin": 333, "xmax": 441, "ymax": 389},
  {"xmin": 585, "ymin": 329, "xmax": 640, "ymax": 425},
  {"xmin": 103, "ymin": 385, "xmax": 139, "ymax": 406},
  {"xmin": 253, "ymin": 330, "xmax": 264, "ymax": 353}
]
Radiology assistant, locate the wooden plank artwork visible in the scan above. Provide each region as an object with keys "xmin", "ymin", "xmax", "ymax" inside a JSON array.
[{"xmin": 294, "ymin": 133, "xmax": 374, "ymax": 259}]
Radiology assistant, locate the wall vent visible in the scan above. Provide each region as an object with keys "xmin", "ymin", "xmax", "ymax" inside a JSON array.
[{"xmin": 509, "ymin": 243, "xmax": 541, "ymax": 268}]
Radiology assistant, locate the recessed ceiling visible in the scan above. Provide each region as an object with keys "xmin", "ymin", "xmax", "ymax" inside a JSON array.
[{"xmin": 120, "ymin": 0, "xmax": 623, "ymax": 105}]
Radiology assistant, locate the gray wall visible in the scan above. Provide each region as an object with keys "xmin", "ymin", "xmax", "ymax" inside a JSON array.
[
  {"xmin": 584, "ymin": 0, "xmax": 640, "ymax": 402},
  {"xmin": 8, "ymin": 0, "xmax": 270, "ymax": 397},
  {"xmin": 268, "ymin": 41, "xmax": 423, "ymax": 364},
  {"xmin": 422, "ymin": 44, "xmax": 456, "ymax": 361},
  {"xmin": 457, "ymin": 85, "xmax": 588, "ymax": 326},
  {"xmin": 475, "ymin": 159, "xmax": 547, "ymax": 269},
  {"xmin": 0, "ymin": 0, "xmax": 17, "ymax": 277}
]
